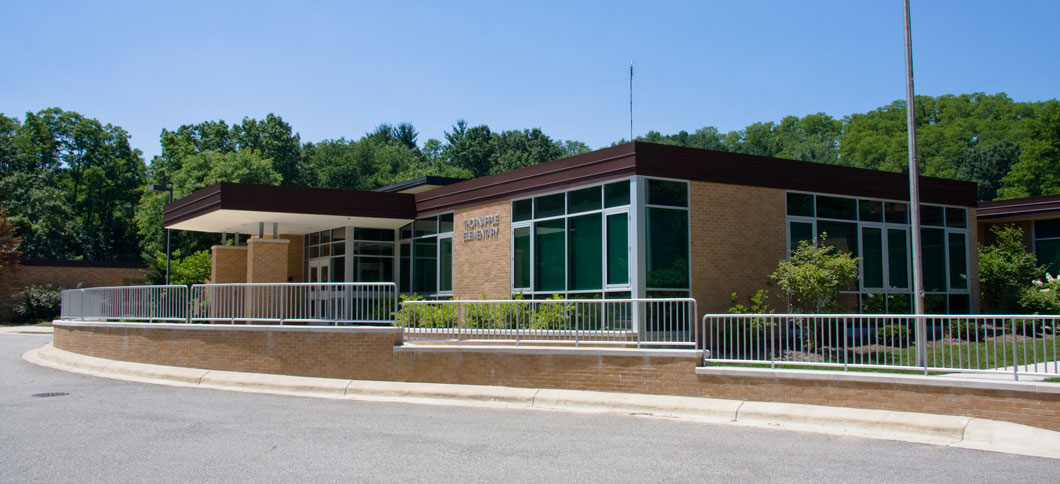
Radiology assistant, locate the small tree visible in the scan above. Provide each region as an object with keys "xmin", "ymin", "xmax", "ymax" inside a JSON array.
[
  {"xmin": 979, "ymin": 225, "xmax": 1044, "ymax": 313},
  {"xmin": 0, "ymin": 207, "xmax": 20, "ymax": 273},
  {"xmin": 151, "ymin": 249, "xmax": 212, "ymax": 285},
  {"xmin": 770, "ymin": 235, "xmax": 859, "ymax": 313}
]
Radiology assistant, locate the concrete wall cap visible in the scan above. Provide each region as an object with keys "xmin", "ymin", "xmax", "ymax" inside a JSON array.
[
  {"xmin": 53, "ymin": 319, "xmax": 402, "ymax": 334},
  {"xmin": 396, "ymin": 344, "xmax": 703, "ymax": 359}
]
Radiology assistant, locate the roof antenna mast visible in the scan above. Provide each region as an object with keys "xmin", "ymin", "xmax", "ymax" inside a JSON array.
[{"xmin": 629, "ymin": 60, "xmax": 634, "ymax": 141}]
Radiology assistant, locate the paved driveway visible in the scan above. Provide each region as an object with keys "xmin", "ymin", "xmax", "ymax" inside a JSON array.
[{"xmin": 2, "ymin": 334, "xmax": 1057, "ymax": 483}]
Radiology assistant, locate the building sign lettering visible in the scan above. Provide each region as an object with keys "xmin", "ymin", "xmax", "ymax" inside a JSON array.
[{"xmin": 462, "ymin": 215, "xmax": 501, "ymax": 242}]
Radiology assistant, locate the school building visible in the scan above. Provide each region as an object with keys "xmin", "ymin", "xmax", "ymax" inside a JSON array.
[{"xmin": 162, "ymin": 142, "xmax": 981, "ymax": 315}]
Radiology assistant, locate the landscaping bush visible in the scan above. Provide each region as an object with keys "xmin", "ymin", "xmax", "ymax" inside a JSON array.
[
  {"xmin": 1004, "ymin": 318, "xmax": 1048, "ymax": 337},
  {"xmin": 393, "ymin": 294, "xmax": 456, "ymax": 328},
  {"xmin": 14, "ymin": 284, "xmax": 62, "ymax": 324},
  {"xmin": 726, "ymin": 290, "xmax": 776, "ymax": 341},
  {"xmin": 876, "ymin": 324, "xmax": 912, "ymax": 347},
  {"xmin": 947, "ymin": 319, "xmax": 984, "ymax": 342}
]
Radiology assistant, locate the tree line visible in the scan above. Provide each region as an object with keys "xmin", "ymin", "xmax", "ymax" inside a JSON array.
[{"xmin": 1, "ymin": 92, "xmax": 1058, "ymax": 279}]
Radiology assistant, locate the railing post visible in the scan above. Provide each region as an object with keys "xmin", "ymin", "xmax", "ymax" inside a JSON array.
[{"xmin": 1012, "ymin": 319, "xmax": 1019, "ymax": 381}]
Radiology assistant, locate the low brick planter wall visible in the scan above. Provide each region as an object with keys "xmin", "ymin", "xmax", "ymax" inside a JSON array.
[{"xmin": 53, "ymin": 321, "xmax": 1060, "ymax": 432}]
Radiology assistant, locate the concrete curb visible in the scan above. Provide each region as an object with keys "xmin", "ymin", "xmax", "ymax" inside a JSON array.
[{"xmin": 24, "ymin": 344, "xmax": 1060, "ymax": 460}]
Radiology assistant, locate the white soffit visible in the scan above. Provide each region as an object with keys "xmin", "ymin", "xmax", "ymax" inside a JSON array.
[{"xmin": 167, "ymin": 209, "xmax": 411, "ymax": 235}]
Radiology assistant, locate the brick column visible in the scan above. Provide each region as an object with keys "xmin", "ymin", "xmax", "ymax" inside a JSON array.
[
  {"xmin": 210, "ymin": 245, "xmax": 248, "ymax": 283},
  {"xmin": 246, "ymin": 238, "xmax": 290, "ymax": 283}
]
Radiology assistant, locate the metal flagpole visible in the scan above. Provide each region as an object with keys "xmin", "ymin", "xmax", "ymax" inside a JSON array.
[{"xmin": 904, "ymin": 0, "xmax": 927, "ymax": 369}]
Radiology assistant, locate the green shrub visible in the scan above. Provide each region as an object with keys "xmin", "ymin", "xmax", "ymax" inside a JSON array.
[
  {"xmin": 876, "ymin": 324, "xmax": 912, "ymax": 347},
  {"xmin": 978, "ymin": 225, "xmax": 1044, "ymax": 313},
  {"xmin": 530, "ymin": 294, "xmax": 573, "ymax": 330},
  {"xmin": 14, "ymin": 284, "xmax": 62, "ymax": 324},
  {"xmin": 393, "ymin": 294, "xmax": 456, "ymax": 328},
  {"xmin": 1004, "ymin": 318, "xmax": 1048, "ymax": 336},
  {"xmin": 727, "ymin": 290, "xmax": 775, "ymax": 340},
  {"xmin": 947, "ymin": 319, "xmax": 984, "ymax": 341},
  {"xmin": 1017, "ymin": 273, "xmax": 1060, "ymax": 315}
]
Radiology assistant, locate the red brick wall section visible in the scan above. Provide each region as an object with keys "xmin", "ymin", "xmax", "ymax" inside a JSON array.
[
  {"xmin": 53, "ymin": 322, "xmax": 1060, "ymax": 432},
  {"xmin": 0, "ymin": 263, "xmax": 143, "ymax": 322}
]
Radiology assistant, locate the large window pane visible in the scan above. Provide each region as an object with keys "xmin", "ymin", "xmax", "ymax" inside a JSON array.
[
  {"xmin": 606, "ymin": 213, "xmax": 629, "ymax": 286},
  {"xmin": 604, "ymin": 180, "xmax": 630, "ymax": 207},
  {"xmin": 399, "ymin": 243, "xmax": 410, "ymax": 292},
  {"xmin": 946, "ymin": 208, "xmax": 967, "ymax": 228},
  {"xmin": 888, "ymin": 229, "xmax": 909, "ymax": 289},
  {"xmin": 816, "ymin": 196, "xmax": 856, "ymax": 220},
  {"xmin": 354, "ymin": 257, "xmax": 392, "ymax": 282},
  {"xmin": 534, "ymin": 219, "xmax": 565, "ymax": 292},
  {"xmin": 817, "ymin": 221, "xmax": 858, "ymax": 257},
  {"xmin": 331, "ymin": 257, "xmax": 345, "ymax": 282},
  {"xmin": 512, "ymin": 199, "xmax": 533, "ymax": 222},
  {"xmin": 920, "ymin": 205, "xmax": 944, "ymax": 227},
  {"xmin": 787, "ymin": 193, "xmax": 814, "ymax": 217},
  {"xmin": 534, "ymin": 193, "xmax": 565, "ymax": 219},
  {"xmin": 885, "ymin": 202, "xmax": 908, "ymax": 225},
  {"xmin": 646, "ymin": 179, "xmax": 688, "ymax": 207},
  {"xmin": 413, "ymin": 238, "xmax": 437, "ymax": 293},
  {"xmin": 568, "ymin": 186, "xmax": 601, "ymax": 214},
  {"xmin": 354, "ymin": 242, "xmax": 393, "ymax": 256},
  {"xmin": 921, "ymin": 228, "xmax": 946, "ymax": 292},
  {"xmin": 1036, "ymin": 239, "xmax": 1060, "ymax": 274},
  {"xmin": 439, "ymin": 238, "xmax": 452, "ymax": 292},
  {"xmin": 439, "ymin": 213, "xmax": 454, "ymax": 233},
  {"xmin": 513, "ymin": 227, "xmax": 531, "ymax": 288},
  {"xmin": 862, "ymin": 227, "xmax": 883, "ymax": 288},
  {"xmin": 859, "ymin": 200, "xmax": 883, "ymax": 222},
  {"xmin": 1036, "ymin": 219, "xmax": 1060, "ymax": 239},
  {"xmin": 568, "ymin": 214, "xmax": 602, "ymax": 290},
  {"xmin": 646, "ymin": 208, "xmax": 688, "ymax": 288},
  {"xmin": 354, "ymin": 228, "xmax": 393, "ymax": 241},
  {"xmin": 789, "ymin": 221, "xmax": 813, "ymax": 254},
  {"xmin": 414, "ymin": 217, "xmax": 437, "ymax": 237},
  {"xmin": 948, "ymin": 233, "xmax": 968, "ymax": 290}
]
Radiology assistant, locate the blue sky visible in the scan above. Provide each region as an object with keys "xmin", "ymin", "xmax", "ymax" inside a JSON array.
[{"xmin": 2, "ymin": 0, "xmax": 1058, "ymax": 160}]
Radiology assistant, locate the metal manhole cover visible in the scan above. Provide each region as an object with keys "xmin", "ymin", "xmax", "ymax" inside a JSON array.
[{"xmin": 32, "ymin": 392, "xmax": 69, "ymax": 398}]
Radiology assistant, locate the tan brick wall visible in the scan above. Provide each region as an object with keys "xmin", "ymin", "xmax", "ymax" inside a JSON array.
[
  {"xmin": 246, "ymin": 238, "xmax": 289, "ymax": 283},
  {"xmin": 452, "ymin": 200, "xmax": 511, "ymax": 299},
  {"xmin": 979, "ymin": 220, "xmax": 1033, "ymax": 248},
  {"xmin": 689, "ymin": 182, "xmax": 788, "ymax": 314},
  {"xmin": 210, "ymin": 246, "xmax": 247, "ymax": 284},
  {"xmin": 280, "ymin": 235, "xmax": 304, "ymax": 282},
  {"xmin": 0, "ymin": 263, "xmax": 143, "ymax": 322},
  {"xmin": 54, "ymin": 322, "xmax": 1060, "ymax": 432}
]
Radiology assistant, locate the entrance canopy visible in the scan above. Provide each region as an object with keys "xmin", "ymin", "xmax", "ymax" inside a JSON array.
[{"xmin": 163, "ymin": 183, "xmax": 417, "ymax": 235}]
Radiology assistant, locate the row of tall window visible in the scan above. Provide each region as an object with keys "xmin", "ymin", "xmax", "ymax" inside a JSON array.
[
  {"xmin": 399, "ymin": 214, "xmax": 453, "ymax": 295},
  {"xmin": 786, "ymin": 192, "xmax": 970, "ymax": 314},
  {"xmin": 509, "ymin": 177, "xmax": 691, "ymax": 298}
]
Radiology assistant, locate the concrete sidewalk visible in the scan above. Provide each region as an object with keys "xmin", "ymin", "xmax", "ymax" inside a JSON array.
[
  {"xmin": 0, "ymin": 325, "xmax": 54, "ymax": 335},
  {"xmin": 24, "ymin": 342, "xmax": 1060, "ymax": 460}
]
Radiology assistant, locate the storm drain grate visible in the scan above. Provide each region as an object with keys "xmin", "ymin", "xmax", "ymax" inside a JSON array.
[{"xmin": 32, "ymin": 392, "xmax": 69, "ymax": 398}]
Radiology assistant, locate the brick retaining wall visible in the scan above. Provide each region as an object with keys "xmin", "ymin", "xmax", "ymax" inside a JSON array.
[{"xmin": 53, "ymin": 321, "xmax": 1060, "ymax": 432}]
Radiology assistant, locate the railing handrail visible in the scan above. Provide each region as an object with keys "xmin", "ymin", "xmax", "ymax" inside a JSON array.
[
  {"xmin": 702, "ymin": 313, "xmax": 1060, "ymax": 319},
  {"xmin": 189, "ymin": 282, "xmax": 399, "ymax": 288},
  {"xmin": 405, "ymin": 298, "xmax": 696, "ymax": 304}
]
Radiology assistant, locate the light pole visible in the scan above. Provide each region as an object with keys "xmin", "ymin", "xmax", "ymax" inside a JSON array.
[
  {"xmin": 148, "ymin": 184, "xmax": 174, "ymax": 285},
  {"xmin": 903, "ymin": 0, "xmax": 927, "ymax": 368}
]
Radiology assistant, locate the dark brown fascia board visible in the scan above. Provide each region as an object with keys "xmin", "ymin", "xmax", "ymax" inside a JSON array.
[
  {"xmin": 163, "ymin": 182, "xmax": 417, "ymax": 227},
  {"xmin": 977, "ymin": 194, "xmax": 1060, "ymax": 220},
  {"xmin": 633, "ymin": 142, "xmax": 978, "ymax": 206},
  {"xmin": 414, "ymin": 143, "xmax": 638, "ymax": 215},
  {"xmin": 414, "ymin": 142, "xmax": 978, "ymax": 214}
]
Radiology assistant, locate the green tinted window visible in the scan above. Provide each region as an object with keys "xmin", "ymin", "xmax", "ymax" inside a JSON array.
[
  {"xmin": 439, "ymin": 214, "xmax": 454, "ymax": 233},
  {"xmin": 859, "ymin": 200, "xmax": 883, "ymax": 222},
  {"xmin": 1036, "ymin": 219, "xmax": 1060, "ymax": 239},
  {"xmin": 924, "ymin": 294, "xmax": 947, "ymax": 314},
  {"xmin": 568, "ymin": 186, "xmax": 601, "ymax": 214},
  {"xmin": 604, "ymin": 180, "xmax": 630, "ymax": 207},
  {"xmin": 534, "ymin": 193, "xmax": 565, "ymax": 219},
  {"xmin": 512, "ymin": 199, "xmax": 533, "ymax": 222},
  {"xmin": 921, "ymin": 228, "xmax": 946, "ymax": 292},
  {"xmin": 399, "ymin": 243, "xmax": 410, "ymax": 292},
  {"xmin": 816, "ymin": 196, "xmax": 856, "ymax": 220},
  {"xmin": 885, "ymin": 202, "xmax": 908, "ymax": 225},
  {"xmin": 787, "ymin": 193, "xmax": 814, "ymax": 217},
  {"xmin": 789, "ymin": 221, "xmax": 814, "ymax": 254},
  {"xmin": 817, "ymin": 221, "xmax": 858, "ymax": 257},
  {"xmin": 948, "ymin": 233, "xmax": 967, "ymax": 290},
  {"xmin": 862, "ymin": 227, "xmax": 883, "ymax": 288},
  {"xmin": 534, "ymin": 219, "xmax": 565, "ymax": 291},
  {"xmin": 920, "ymin": 206, "xmax": 944, "ymax": 227},
  {"xmin": 353, "ymin": 257, "xmax": 391, "ymax": 283},
  {"xmin": 646, "ymin": 208, "xmax": 688, "ymax": 288},
  {"xmin": 413, "ymin": 238, "xmax": 437, "ymax": 293},
  {"xmin": 1036, "ymin": 239, "xmax": 1060, "ymax": 274},
  {"xmin": 646, "ymin": 179, "xmax": 688, "ymax": 207},
  {"xmin": 948, "ymin": 294, "xmax": 970, "ymax": 314},
  {"xmin": 439, "ymin": 238, "xmax": 452, "ymax": 292},
  {"xmin": 607, "ymin": 214, "xmax": 629, "ymax": 285},
  {"xmin": 945, "ymin": 208, "xmax": 967, "ymax": 228},
  {"xmin": 414, "ymin": 217, "xmax": 437, "ymax": 237},
  {"xmin": 513, "ymin": 227, "xmax": 531, "ymax": 288},
  {"xmin": 355, "ymin": 228, "xmax": 394, "ymax": 241},
  {"xmin": 568, "ymin": 214, "xmax": 602, "ymax": 290},
  {"xmin": 888, "ymin": 229, "xmax": 909, "ymax": 289},
  {"xmin": 399, "ymin": 224, "xmax": 412, "ymax": 240}
]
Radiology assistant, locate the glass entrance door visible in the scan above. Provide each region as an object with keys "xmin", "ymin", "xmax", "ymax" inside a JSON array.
[{"xmin": 308, "ymin": 259, "xmax": 330, "ymax": 321}]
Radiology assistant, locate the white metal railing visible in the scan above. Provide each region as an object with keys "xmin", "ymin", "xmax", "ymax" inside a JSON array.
[
  {"xmin": 398, "ymin": 298, "xmax": 698, "ymax": 347},
  {"xmin": 188, "ymin": 282, "xmax": 398, "ymax": 325},
  {"xmin": 60, "ymin": 286, "xmax": 190, "ymax": 322},
  {"xmin": 702, "ymin": 313, "xmax": 1060, "ymax": 380}
]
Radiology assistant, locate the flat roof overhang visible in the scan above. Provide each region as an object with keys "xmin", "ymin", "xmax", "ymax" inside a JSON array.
[
  {"xmin": 163, "ymin": 183, "xmax": 417, "ymax": 235},
  {"xmin": 977, "ymin": 194, "xmax": 1060, "ymax": 223}
]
